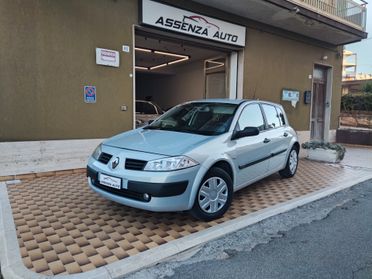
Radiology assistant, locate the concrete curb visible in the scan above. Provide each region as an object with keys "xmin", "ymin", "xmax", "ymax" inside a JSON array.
[{"xmin": 1, "ymin": 171, "xmax": 372, "ymax": 279}]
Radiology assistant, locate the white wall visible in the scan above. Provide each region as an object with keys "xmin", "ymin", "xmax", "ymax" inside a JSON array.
[
  {"xmin": 136, "ymin": 60, "xmax": 205, "ymax": 109},
  {"xmin": 0, "ymin": 139, "xmax": 102, "ymax": 176}
]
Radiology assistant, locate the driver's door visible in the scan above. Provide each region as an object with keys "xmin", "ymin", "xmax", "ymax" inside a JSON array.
[{"xmin": 230, "ymin": 103, "xmax": 270, "ymax": 187}]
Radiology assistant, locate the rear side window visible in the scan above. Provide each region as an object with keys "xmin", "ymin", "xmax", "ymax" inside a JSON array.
[
  {"xmin": 276, "ymin": 107, "xmax": 286, "ymax": 126},
  {"xmin": 143, "ymin": 103, "xmax": 156, "ymax": 114},
  {"xmin": 136, "ymin": 102, "xmax": 144, "ymax": 113},
  {"xmin": 262, "ymin": 104, "xmax": 282, "ymax": 129},
  {"xmin": 237, "ymin": 104, "xmax": 265, "ymax": 131}
]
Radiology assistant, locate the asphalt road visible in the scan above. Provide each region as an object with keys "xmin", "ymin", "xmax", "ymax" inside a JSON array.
[{"xmin": 129, "ymin": 179, "xmax": 372, "ymax": 279}]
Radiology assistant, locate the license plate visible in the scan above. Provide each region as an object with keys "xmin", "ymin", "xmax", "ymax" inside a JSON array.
[{"xmin": 99, "ymin": 173, "xmax": 122, "ymax": 190}]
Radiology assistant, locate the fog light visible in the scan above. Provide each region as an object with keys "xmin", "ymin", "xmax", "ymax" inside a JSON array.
[{"xmin": 143, "ymin": 193, "xmax": 151, "ymax": 201}]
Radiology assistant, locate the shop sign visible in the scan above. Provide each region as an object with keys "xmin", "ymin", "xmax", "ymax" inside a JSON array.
[
  {"xmin": 84, "ymin": 86, "xmax": 96, "ymax": 103},
  {"xmin": 96, "ymin": 48, "xmax": 120, "ymax": 67},
  {"xmin": 141, "ymin": 0, "xmax": 246, "ymax": 47}
]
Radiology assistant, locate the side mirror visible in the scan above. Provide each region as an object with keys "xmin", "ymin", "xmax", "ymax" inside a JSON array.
[{"xmin": 231, "ymin": 127, "xmax": 260, "ymax": 140}]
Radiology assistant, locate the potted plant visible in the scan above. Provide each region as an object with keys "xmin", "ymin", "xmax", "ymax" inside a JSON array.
[{"xmin": 301, "ymin": 141, "xmax": 346, "ymax": 163}]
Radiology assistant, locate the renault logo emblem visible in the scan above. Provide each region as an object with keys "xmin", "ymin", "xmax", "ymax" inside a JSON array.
[{"xmin": 111, "ymin": 157, "xmax": 120, "ymax": 169}]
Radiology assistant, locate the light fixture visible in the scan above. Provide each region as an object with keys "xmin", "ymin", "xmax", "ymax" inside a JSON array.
[
  {"xmin": 150, "ymin": 63, "xmax": 168, "ymax": 70},
  {"xmin": 135, "ymin": 47, "xmax": 152, "ymax": 53},
  {"xmin": 168, "ymin": 57, "xmax": 189, "ymax": 65},
  {"xmin": 135, "ymin": 47, "xmax": 190, "ymax": 71},
  {"xmin": 154, "ymin": 50, "xmax": 188, "ymax": 58},
  {"xmin": 205, "ymin": 59, "xmax": 225, "ymax": 71},
  {"xmin": 135, "ymin": 66, "xmax": 149, "ymax": 71},
  {"xmin": 321, "ymin": 55, "xmax": 328, "ymax": 61}
]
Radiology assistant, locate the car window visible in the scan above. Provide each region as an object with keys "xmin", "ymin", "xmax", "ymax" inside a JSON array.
[
  {"xmin": 276, "ymin": 106, "xmax": 286, "ymax": 126},
  {"xmin": 136, "ymin": 102, "xmax": 144, "ymax": 113},
  {"xmin": 144, "ymin": 102, "xmax": 238, "ymax": 136},
  {"xmin": 237, "ymin": 104, "xmax": 265, "ymax": 131},
  {"xmin": 143, "ymin": 103, "xmax": 157, "ymax": 114},
  {"xmin": 262, "ymin": 104, "xmax": 281, "ymax": 129}
]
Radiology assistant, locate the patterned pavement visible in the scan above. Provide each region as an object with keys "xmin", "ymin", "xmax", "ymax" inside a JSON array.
[{"xmin": 6, "ymin": 160, "xmax": 369, "ymax": 275}]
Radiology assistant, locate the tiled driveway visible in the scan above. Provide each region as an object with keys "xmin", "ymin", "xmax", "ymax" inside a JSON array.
[{"xmin": 6, "ymin": 159, "xmax": 371, "ymax": 275}]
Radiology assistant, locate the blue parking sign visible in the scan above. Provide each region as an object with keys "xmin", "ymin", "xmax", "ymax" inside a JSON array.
[{"xmin": 84, "ymin": 86, "xmax": 96, "ymax": 103}]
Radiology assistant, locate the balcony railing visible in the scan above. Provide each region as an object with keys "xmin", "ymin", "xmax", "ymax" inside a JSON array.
[{"xmin": 291, "ymin": 0, "xmax": 367, "ymax": 30}]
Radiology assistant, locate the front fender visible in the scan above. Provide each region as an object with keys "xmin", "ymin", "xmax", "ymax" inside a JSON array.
[{"xmin": 186, "ymin": 154, "xmax": 237, "ymax": 210}]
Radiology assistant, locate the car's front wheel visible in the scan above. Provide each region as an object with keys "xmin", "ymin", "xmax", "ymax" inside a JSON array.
[
  {"xmin": 190, "ymin": 167, "xmax": 233, "ymax": 221},
  {"xmin": 279, "ymin": 146, "xmax": 299, "ymax": 178}
]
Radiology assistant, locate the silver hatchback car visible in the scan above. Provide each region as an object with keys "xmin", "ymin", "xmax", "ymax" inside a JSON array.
[{"xmin": 87, "ymin": 99, "xmax": 299, "ymax": 221}]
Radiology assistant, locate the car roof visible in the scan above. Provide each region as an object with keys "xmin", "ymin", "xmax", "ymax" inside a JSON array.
[
  {"xmin": 189, "ymin": 98, "xmax": 246, "ymax": 105},
  {"xmin": 188, "ymin": 99, "xmax": 282, "ymax": 107}
]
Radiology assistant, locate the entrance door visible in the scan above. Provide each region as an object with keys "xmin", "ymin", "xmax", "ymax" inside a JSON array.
[
  {"xmin": 311, "ymin": 67, "xmax": 327, "ymax": 141},
  {"xmin": 204, "ymin": 57, "xmax": 228, "ymax": 99}
]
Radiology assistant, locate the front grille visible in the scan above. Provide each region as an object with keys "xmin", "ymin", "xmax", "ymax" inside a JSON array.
[
  {"xmin": 125, "ymin": 158, "xmax": 147, "ymax": 170},
  {"xmin": 98, "ymin": 152, "xmax": 112, "ymax": 164}
]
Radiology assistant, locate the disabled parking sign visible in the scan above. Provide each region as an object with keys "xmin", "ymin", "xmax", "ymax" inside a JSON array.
[{"xmin": 84, "ymin": 85, "xmax": 96, "ymax": 103}]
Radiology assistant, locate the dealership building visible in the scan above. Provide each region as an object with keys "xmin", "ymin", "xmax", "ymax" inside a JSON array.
[{"xmin": 0, "ymin": 0, "xmax": 368, "ymax": 175}]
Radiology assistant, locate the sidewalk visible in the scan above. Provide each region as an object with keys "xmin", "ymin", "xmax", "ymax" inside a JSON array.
[{"xmin": 1, "ymin": 146, "xmax": 372, "ymax": 279}]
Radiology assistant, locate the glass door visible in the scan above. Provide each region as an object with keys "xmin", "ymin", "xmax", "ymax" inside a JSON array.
[{"xmin": 204, "ymin": 57, "xmax": 228, "ymax": 99}]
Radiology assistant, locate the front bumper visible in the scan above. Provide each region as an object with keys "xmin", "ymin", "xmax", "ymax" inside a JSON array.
[
  {"xmin": 87, "ymin": 166, "xmax": 188, "ymax": 199},
  {"xmin": 86, "ymin": 161, "xmax": 201, "ymax": 212}
]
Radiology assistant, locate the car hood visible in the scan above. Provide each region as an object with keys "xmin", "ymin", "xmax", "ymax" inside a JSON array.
[{"xmin": 104, "ymin": 129, "xmax": 213, "ymax": 156}]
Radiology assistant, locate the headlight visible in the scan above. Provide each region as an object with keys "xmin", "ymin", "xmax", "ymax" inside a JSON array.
[
  {"xmin": 92, "ymin": 144, "xmax": 102, "ymax": 160},
  {"xmin": 144, "ymin": 156, "xmax": 198, "ymax": 171}
]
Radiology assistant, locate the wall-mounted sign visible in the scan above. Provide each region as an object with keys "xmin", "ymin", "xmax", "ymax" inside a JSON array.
[
  {"xmin": 141, "ymin": 0, "xmax": 246, "ymax": 47},
  {"xmin": 96, "ymin": 48, "xmax": 119, "ymax": 67},
  {"xmin": 122, "ymin": 45, "xmax": 130, "ymax": 53},
  {"xmin": 84, "ymin": 86, "xmax": 96, "ymax": 103},
  {"xmin": 282, "ymin": 89, "xmax": 300, "ymax": 108}
]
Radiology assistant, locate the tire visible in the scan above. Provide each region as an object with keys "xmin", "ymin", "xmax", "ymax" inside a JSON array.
[
  {"xmin": 279, "ymin": 146, "xmax": 299, "ymax": 178},
  {"xmin": 190, "ymin": 167, "xmax": 233, "ymax": 221}
]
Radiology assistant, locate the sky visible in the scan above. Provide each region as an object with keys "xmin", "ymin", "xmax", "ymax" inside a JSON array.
[{"xmin": 346, "ymin": 7, "xmax": 372, "ymax": 74}]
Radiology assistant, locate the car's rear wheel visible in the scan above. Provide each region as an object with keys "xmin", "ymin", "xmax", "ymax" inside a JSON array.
[
  {"xmin": 279, "ymin": 146, "xmax": 299, "ymax": 178},
  {"xmin": 190, "ymin": 167, "xmax": 233, "ymax": 221}
]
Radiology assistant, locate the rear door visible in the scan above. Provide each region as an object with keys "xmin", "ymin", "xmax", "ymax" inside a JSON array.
[
  {"xmin": 231, "ymin": 103, "xmax": 270, "ymax": 187},
  {"xmin": 261, "ymin": 104, "xmax": 292, "ymax": 171}
]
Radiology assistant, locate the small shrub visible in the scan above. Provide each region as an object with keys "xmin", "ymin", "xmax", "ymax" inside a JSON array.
[
  {"xmin": 301, "ymin": 141, "xmax": 346, "ymax": 161},
  {"xmin": 341, "ymin": 93, "xmax": 372, "ymax": 112},
  {"xmin": 362, "ymin": 82, "xmax": 372, "ymax": 94}
]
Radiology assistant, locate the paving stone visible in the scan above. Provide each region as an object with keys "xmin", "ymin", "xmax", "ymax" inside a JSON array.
[
  {"xmin": 64, "ymin": 262, "xmax": 82, "ymax": 273},
  {"xmin": 48, "ymin": 260, "xmax": 66, "ymax": 275},
  {"xmin": 73, "ymin": 253, "xmax": 91, "ymax": 266},
  {"xmin": 81, "ymin": 245, "xmax": 98, "ymax": 257},
  {"xmin": 52, "ymin": 243, "xmax": 67, "ymax": 254},
  {"xmin": 57, "ymin": 251, "xmax": 74, "ymax": 266},
  {"xmin": 28, "ymin": 248, "xmax": 43, "ymax": 261},
  {"xmin": 89, "ymin": 254, "xmax": 106, "ymax": 267},
  {"xmin": 43, "ymin": 250, "xmax": 59, "ymax": 262},
  {"xmin": 33, "ymin": 258, "xmax": 49, "ymax": 273}
]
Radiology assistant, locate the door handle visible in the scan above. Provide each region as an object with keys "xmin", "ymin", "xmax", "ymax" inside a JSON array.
[
  {"xmin": 263, "ymin": 138, "xmax": 271, "ymax": 144},
  {"xmin": 283, "ymin": 132, "xmax": 288, "ymax": 137}
]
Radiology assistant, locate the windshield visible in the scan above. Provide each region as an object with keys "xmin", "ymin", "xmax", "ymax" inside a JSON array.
[{"xmin": 144, "ymin": 102, "xmax": 238, "ymax": 135}]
